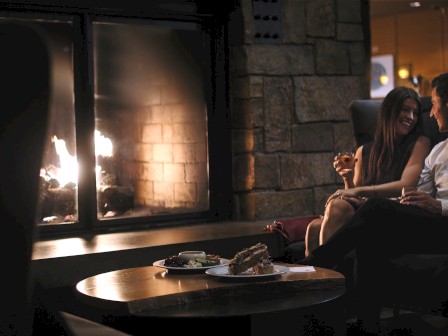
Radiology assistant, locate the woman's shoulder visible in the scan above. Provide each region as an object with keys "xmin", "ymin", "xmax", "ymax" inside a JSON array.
[
  {"xmin": 416, "ymin": 135, "xmax": 431, "ymax": 147},
  {"xmin": 412, "ymin": 135, "xmax": 431, "ymax": 155},
  {"xmin": 355, "ymin": 144, "xmax": 364, "ymax": 157}
]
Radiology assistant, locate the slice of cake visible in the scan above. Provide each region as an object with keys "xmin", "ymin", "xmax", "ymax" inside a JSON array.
[
  {"xmin": 228, "ymin": 243, "xmax": 270, "ymax": 275},
  {"xmin": 253, "ymin": 256, "xmax": 274, "ymax": 275}
]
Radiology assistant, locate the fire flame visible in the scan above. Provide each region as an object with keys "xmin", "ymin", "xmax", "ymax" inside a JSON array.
[
  {"xmin": 41, "ymin": 131, "xmax": 113, "ymax": 188},
  {"xmin": 52, "ymin": 135, "xmax": 78, "ymax": 187},
  {"xmin": 95, "ymin": 130, "xmax": 113, "ymax": 158}
]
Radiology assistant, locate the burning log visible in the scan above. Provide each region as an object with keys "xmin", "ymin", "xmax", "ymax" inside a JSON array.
[
  {"xmin": 38, "ymin": 131, "xmax": 133, "ymax": 221},
  {"xmin": 98, "ymin": 186, "xmax": 134, "ymax": 215},
  {"xmin": 41, "ymin": 186, "xmax": 76, "ymax": 218},
  {"xmin": 39, "ymin": 175, "xmax": 134, "ymax": 220}
]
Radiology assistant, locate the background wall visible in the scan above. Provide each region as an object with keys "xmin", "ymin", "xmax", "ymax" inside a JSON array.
[
  {"xmin": 371, "ymin": 8, "xmax": 448, "ymax": 95},
  {"xmin": 228, "ymin": 0, "xmax": 370, "ymax": 220}
]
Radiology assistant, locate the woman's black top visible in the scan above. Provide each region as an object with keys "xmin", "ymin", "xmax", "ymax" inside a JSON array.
[{"xmin": 361, "ymin": 141, "xmax": 413, "ymax": 186}]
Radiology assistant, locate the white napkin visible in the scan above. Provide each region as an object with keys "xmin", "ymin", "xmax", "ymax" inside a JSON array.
[{"xmin": 288, "ymin": 266, "xmax": 315, "ymax": 273}]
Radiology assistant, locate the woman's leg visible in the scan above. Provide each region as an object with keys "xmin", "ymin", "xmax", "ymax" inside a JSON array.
[
  {"xmin": 320, "ymin": 198, "xmax": 355, "ymax": 245},
  {"xmin": 302, "ymin": 197, "xmax": 448, "ymax": 268},
  {"xmin": 304, "ymin": 218, "xmax": 322, "ymax": 257}
]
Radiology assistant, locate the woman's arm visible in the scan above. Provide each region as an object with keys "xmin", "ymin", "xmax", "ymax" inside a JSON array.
[
  {"xmin": 327, "ymin": 136, "xmax": 431, "ymax": 203},
  {"xmin": 354, "ymin": 135, "xmax": 431, "ymax": 198},
  {"xmin": 352, "ymin": 145, "xmax": 363, "ymax": 187}
]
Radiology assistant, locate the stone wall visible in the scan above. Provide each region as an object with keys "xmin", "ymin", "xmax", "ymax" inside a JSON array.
[{"xmin": 229, "ymin": 0, "xmax": 370, "ymax": 220}]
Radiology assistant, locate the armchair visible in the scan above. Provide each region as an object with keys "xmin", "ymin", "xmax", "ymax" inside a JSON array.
[{"xmin": 0, "ymin": 21, "xmax": 129, "ymax": 336}]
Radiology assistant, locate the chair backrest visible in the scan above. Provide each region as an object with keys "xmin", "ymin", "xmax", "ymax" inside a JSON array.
[
  {"xmin": 0, "ymin": 21, "xmax": 53, "ymax": 335},
  {"xmin": 349, "ymin": 96, "xmax": 448, "ymax": 149}
]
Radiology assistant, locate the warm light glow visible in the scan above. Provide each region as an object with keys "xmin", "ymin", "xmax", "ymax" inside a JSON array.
[
  {"xmin": 94, "ymin": 130, "xmax": 113, "ymax": 186},
  {"xmin": 398, "ymin": 67, "xmax": 410, "ymax": 79},
  {"xmin": 409, "ymin": 2, "xmax": 421, "ymax": 8},
  {"xmin": 52, "ymin": 135, "xmax": 78, "ymax": 187},
  {"xmin": 95, "ymin": 130, "xmax": 113, "ymax": 157},
  {"xmin": 42, "ymin": 131, "xmax": 113, "ymax": 188},
  {"xmin": 379, "ymin": 75, "xmax": 389, "ymax": 85},
  {"xmin": 33, "ymin": 237, "xmax": 89, "ymax": 258}
]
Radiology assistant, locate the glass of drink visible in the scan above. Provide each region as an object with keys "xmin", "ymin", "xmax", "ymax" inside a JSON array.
[
  {"xmin": 338, "ymin": 152, "xmax": 354, "ymax": 172},
  {"xmin": 402, "ymin": 186, "xmax": 417, "ymax": 197}
]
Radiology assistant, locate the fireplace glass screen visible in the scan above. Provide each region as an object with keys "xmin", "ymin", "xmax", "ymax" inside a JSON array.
[
  {"xmin": 93, "ymin": 21, "xmax": 210, "ymax": 221},
  {"xmin": 4, "ymin": 15, "xmax": 210, "ymax": 227}
]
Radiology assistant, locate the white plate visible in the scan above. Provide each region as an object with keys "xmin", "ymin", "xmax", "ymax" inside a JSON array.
[
  {"xmin": 205, "ymin": 265, "xmax": 289, "ymax": 278},
  {"xmin": 153, "ymin": 258, "xmax": 229, "ymax": 271}
]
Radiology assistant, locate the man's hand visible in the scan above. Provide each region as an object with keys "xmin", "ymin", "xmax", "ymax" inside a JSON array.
[{"xmin": 400, "ymin": 191, "xmax": 442, "ymax": 214}]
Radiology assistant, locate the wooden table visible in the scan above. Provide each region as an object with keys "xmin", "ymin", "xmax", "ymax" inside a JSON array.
[{"xmin": 76, "ymin": 263, "xmax": 346, "ymax": 335}]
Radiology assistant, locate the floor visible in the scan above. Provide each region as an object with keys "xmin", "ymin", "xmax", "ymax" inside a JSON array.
[{"xmin": 347, "ymin": 307, "xmax": 448, "ymax": 336}]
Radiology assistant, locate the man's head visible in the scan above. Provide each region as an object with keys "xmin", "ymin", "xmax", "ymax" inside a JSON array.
[{"xmin": 431, "ymin": 73, "xmax": 448, "ymax": 132}]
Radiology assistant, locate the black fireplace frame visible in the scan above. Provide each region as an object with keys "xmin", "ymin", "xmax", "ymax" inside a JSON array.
[{"xmin": 1, "ymin": 0, "xmax": 234, "ymax": 238}]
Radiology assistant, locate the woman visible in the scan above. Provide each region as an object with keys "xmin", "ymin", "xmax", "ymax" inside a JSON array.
[{"xmin": 304, "ymin": 86, "xmax": 431, "ymax": 257}]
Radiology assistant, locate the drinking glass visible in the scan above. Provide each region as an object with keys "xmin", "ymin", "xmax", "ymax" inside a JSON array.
[
  {"xmin": 402, "ymin": 186, "xmax": 417, "ymax": 197},
  {"xmin": 337, "ymin": 152, "xmax": 355, "ymax": 173}
]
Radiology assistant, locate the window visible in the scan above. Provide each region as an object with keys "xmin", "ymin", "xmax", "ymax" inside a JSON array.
[{"xmin": 1, "ymin": 3, "xmax": 231, "ymax": 237}]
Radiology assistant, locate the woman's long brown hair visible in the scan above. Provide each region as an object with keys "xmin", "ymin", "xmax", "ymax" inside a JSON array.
[{"xmin": 363, "ymin": 87, "xmax": 423, "ymax": 185}]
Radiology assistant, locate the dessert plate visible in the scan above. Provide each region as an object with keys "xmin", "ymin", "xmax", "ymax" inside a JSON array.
[
  {"xmin": 153, "ymin": 258, "xmax": 229, "ymax": 272},
  {"xmin": 205, "ymin": 265, "xmax": 289, "ymax": 278}
]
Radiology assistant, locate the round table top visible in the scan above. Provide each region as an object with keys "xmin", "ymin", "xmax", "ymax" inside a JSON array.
[{"xmin": 76, "ymin": 263, "xmax": 345, "ymax": 317}]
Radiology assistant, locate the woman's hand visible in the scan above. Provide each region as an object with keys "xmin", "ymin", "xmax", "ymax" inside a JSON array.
[
  {"xmin": 325, "ymin": 189, "xmax": 360, "ymax": 207},
  {"xmin": 325, "ymin": 189, "xmax": 366, "ymax": 209},
  {"xmin": 400, "ymin": 191, "xmax": 442, "ymax": 214},
  {"xmin": 333, "ymin": 152, "xmax": 357, "ymax": 178}
]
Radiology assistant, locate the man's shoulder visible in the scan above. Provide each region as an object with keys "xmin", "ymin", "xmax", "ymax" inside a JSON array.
[
  {"xmin": 428, "ymin": 137, "xmax": 448, "ymax": 159},
  {"xmin": 433, "ymin": 137, "xmax": 448, "ymax": 150}
]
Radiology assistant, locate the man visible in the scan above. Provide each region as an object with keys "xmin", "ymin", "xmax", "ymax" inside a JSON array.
[{"xmin": 301, "ymin": 73, "xmax": 448, "ymax": 334}]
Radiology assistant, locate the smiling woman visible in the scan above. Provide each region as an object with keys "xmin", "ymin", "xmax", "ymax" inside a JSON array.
[{"xmin": 304, "ymin": 86, "xmax": 431, "ymax": 259}]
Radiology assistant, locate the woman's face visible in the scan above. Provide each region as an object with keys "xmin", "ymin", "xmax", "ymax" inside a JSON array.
[
  {"xmin": 431, "ymin": 87, "xmax": 448, "ymax": 132},
  {"xmin": 395, "ymin": 98, "xmax": 419, "ymax": 137}
]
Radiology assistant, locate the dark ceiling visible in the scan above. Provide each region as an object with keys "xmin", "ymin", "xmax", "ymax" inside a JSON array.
[{"xmin": 370, "ymin": 0, "xmax": 448, "ymax": 18}]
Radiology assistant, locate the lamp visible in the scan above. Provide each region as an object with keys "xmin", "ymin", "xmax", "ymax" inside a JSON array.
[
  {"xmin": 398, "ymin": 64, "xmax": 412, "ymax": 79},
  {"xmin": 397, "ymin": 63, "xmax": 423, "ymax": 88}
]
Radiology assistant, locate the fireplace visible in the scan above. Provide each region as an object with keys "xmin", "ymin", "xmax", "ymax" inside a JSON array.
[
  {"xmin": 3, "ymin": 0, "xmax": 371, "ymax": 235},
  {"xmin": 3, "ymin": 3, "xmax": 231, "ymax": 233}
]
